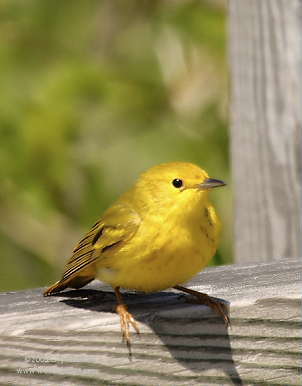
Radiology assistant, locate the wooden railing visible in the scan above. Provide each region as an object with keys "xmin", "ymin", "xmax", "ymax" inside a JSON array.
[{"xmin": 0, "ymin": 258, "xmax": 301, "ymax": 385}]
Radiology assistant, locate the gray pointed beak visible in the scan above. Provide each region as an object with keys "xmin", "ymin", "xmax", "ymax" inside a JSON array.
[{"xmin": 198, "ymin": 178, "xmax": 226, "ymax": 190}]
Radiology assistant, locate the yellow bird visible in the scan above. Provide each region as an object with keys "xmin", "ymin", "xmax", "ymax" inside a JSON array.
[{"xmin": 44, "ymin": 162, "xmax": 228, "ymax": 350}]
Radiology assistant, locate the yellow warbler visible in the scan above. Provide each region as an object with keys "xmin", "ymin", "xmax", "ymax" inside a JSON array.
[{"xmin": 44, "ymin": 162, "xmax": 227, "ymax": 349}]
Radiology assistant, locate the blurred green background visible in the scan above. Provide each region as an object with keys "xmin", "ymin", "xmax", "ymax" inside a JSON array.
[{"xmin": 0, "ymin": 0, "xmax": 232, "ymax": 292}]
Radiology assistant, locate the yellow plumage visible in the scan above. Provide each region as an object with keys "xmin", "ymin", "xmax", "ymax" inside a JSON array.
[{"xmin": 44, "ymin": 162, "xmax": 227, "ymax": 349}]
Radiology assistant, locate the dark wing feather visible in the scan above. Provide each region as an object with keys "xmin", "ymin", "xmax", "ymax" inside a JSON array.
[{"xmin": 44, "ymin": 203, "xmax": 140, "ymax": 295}]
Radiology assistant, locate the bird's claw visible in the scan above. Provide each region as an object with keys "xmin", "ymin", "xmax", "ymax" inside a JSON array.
[
  {"xmin": 186, "ymin": 293, "xmax": 230, "ymax": 327},
  {"xmin": 174, "ymin": 285, "xmax": 230, "ymax": 327},
  {"xmin": 116, "ymin": 303, "xmax": 140, "ymax": 357}
]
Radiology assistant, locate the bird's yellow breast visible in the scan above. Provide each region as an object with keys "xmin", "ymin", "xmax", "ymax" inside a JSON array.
[{"xmin": 97, "ymin": 203, "xmax": 220, "ymax": 292}]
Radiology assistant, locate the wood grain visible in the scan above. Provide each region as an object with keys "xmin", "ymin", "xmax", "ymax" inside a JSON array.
[
  {"xmin": 0, "ymin": 258, "xmax": 301, "ymax": 385},
  {"xmin": 229, "ymin": 0, "xmax": 302, "ymax": 262}
]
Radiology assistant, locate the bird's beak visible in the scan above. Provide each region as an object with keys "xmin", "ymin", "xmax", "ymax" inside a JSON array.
[{"xmin": 198, "ymin": 178, "xmax": 226, "ymax": 191}]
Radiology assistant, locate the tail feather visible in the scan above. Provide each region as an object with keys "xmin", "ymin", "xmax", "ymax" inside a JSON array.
[
  {"xmin": 43, "ymin": 280, "xmax": 67, "ymax": 296},
  {"xmin": 43, "ymin": 276, "xmax": 95, "ymax": 296}
]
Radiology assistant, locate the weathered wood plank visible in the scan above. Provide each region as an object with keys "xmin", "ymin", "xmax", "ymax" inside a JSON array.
[
  {"xmin": 229, "ymin": 0, "xmax": 302, "ymax": 262},
  {"xmin": 0, "ymin": 258, "xmax": 301, "ymax": 385}
]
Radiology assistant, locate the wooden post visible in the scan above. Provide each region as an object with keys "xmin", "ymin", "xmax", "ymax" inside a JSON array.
[{"xmin": 229, "ymin": 0, "xmax": 302, "ymax": 262}]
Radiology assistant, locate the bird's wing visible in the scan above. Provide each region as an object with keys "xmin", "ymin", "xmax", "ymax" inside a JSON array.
[{"xmin": 44, "ymin": 203, "xmax": 141, "ymax": 295}]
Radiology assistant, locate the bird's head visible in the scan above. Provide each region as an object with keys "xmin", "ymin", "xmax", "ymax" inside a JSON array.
[{"xmin": 130, "ymin": 162, "xmax": 225, "ymax": 215}]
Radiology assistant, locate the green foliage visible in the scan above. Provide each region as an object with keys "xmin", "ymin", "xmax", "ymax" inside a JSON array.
[{"xmin": 0, "ymin": 0, "xmax": 232, "ymax": 291}]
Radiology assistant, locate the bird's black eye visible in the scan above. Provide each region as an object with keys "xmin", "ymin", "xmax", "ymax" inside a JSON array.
[{"xmin": 172, "ymin": 178, "xmax": 183, "ymax": 188}]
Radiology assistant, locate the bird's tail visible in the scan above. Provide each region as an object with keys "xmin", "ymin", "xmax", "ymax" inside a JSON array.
[{"xmin": 43, "ymin": 275, "xmax": 95, "ymax": 296}]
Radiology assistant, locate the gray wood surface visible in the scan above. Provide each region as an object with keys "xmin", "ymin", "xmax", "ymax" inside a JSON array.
[
  {"xmin": 229, "ymin": 0, "xmax": 302, "ymax": 262},
  {"xmin": 0, "ymin": 258, "xmax": 301, "ymax": 385}
]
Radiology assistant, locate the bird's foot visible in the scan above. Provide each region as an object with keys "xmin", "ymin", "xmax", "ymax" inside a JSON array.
[
  {"xmin": 174, "ymin": 285, "xmax": 230, "ymax": 327},
  {"xmin": 188, "ymin": 293, "xmax": 230, "ymax": 327},
  {"xmin": 116, "ymin": 303, "xmax": 140, "ymax": 356}
]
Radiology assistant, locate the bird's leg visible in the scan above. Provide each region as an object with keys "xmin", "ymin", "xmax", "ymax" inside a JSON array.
[
  {"xmin": 174, "ymin": 285, "xmax": 230, "ymax": 327},
  {"xmin": 114, "ymin": 287, "xmax": 140, "ymax": 356}
]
